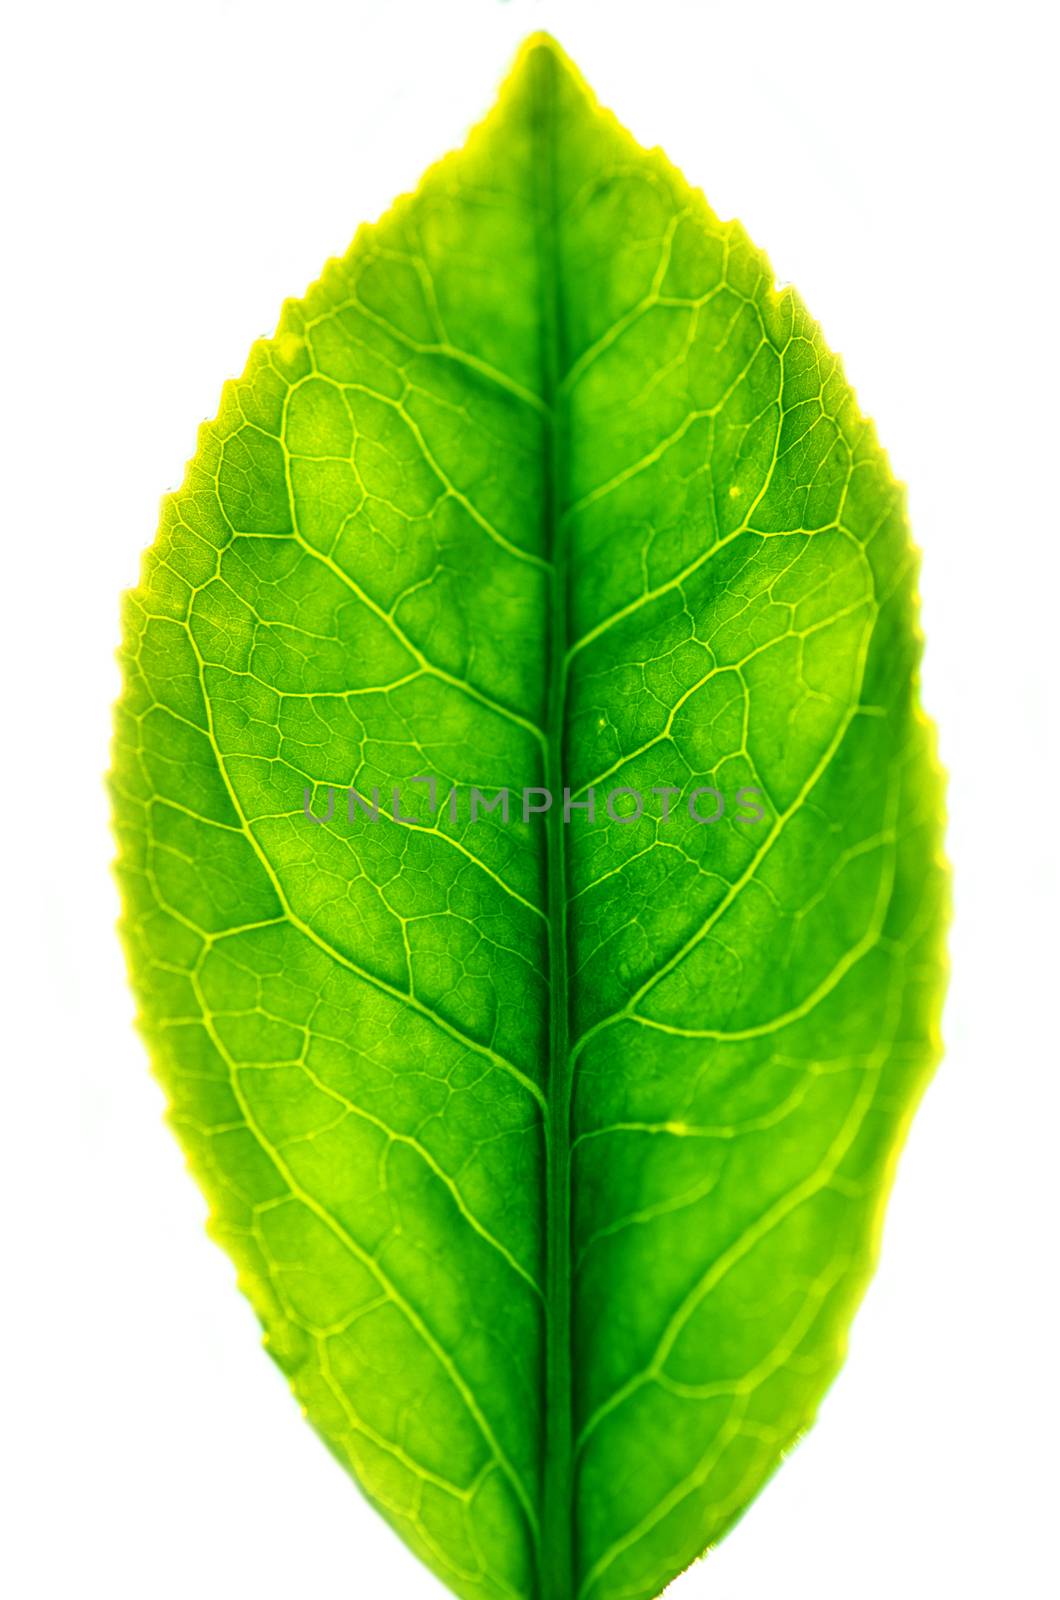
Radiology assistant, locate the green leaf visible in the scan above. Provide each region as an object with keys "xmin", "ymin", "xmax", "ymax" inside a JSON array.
[{"xmin": 111, "ymin": 33, "xmax": 948, "ymax": 1600}]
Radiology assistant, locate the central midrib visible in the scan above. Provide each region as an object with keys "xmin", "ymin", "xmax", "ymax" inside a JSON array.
[{"xmin": 534, "ymin": 44, "xmax": 575, "ymax": 1600}]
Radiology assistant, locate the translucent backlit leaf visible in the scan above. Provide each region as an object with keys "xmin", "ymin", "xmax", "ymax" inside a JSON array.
[{"xmin": 111, "ymin": 34, "xmax": 948, "ymax": 1600}]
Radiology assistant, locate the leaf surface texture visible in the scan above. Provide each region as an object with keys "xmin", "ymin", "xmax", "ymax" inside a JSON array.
[{"xmin": 112, "ymin": 35, "xmax": 948, "ymax": 1600}]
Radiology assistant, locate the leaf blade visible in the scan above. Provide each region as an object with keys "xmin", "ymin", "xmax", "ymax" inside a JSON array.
[{"xmin": 112, "ymin": 33, "xmax": 948, "ymax": 1600}]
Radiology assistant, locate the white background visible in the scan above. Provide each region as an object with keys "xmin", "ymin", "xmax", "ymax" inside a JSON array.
[{"xmin": 2, "ymin": 1, "xmax": 1057, "ymax": 1595}]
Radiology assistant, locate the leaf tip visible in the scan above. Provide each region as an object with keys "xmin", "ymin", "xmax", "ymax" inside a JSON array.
[{"xmin": 508, "ymin": 28, "xmax": 583, "ymax": 91}]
